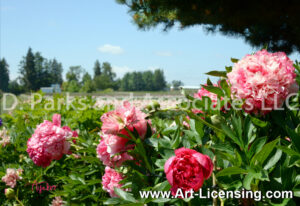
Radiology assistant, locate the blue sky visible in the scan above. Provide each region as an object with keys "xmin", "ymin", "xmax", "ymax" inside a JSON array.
[{"xmin": 1, "ymin": 0, "xmax": 300, "ymax": 86}]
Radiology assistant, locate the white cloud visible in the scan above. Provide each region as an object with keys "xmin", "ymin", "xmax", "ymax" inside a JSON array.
[
  {"xmin": 155, "ymin": 51, "xmax": 172, "ymax": 57},
  {"xmin": 98, "ymin": 44, "xmax": 124, "ymax": 55}
]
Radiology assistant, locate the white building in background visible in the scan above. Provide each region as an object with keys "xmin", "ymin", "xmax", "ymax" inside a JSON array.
[
  {"xmin": 40, "ymin": 84, "xmax": 61, "ymax": 94},
  {"xmin": 170, "ymin": 85, "xmax": 199, "ymax": 91},
  {"xmin": 179, "ymin": 86, "xmax": 199, "ymax": 90}
]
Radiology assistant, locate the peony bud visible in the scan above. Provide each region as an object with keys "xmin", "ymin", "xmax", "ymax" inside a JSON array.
[
  {"xmin": 19, "ymin": 154, "xmax": 24, "ymax": 163},
  {"xmin": 152, "ymin": 101, "xmax": 160, "ymax": 109},
  {"xmin": 5, "ymin": 188, "xmax": 15, "ymax": 199},
  {"xmin": 210, "ymin": 115, "xmax": 223, "ymax": 126},
  {"xmin": 146, "ymin": 101, "xmax": 160, "ymax": 111}
]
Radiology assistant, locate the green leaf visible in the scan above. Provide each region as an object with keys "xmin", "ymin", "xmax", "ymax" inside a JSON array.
[
  {"xmin": 264, "ymin": 149, "xmax": 282, "ymax": 170},
  {"xmin": 152, "ymin": 198, "xmax": 171, "ymax": 203},
  {"xmin": 216, "ymin": 167, "xmax": 247, "ymax": 177},
  {"xmin": 104, "ymin": 198, "xmax": 122, "ymax": 205},
  {"xmin": 206, "ymin": 78, "xmax": 213, "ymax": 86},
  {"xmin": 250, "ymin": 116, "xmax": 268, "ymax": 127},
  {"xmin": 219, "ymin": 79, "xmax": 231, "ymax": 97},
  {"xmin": 201, "ymin": 85, "xmax": 224, "ymax": 97},
  {"xmin": 243, "ymin": 115, "xmax": 255, "ymax": 146},
  {"xmin": 114, "ymin": 188, "xmax": 136, "ymax": 203},
  {"xmin": 153, "ymin": 181, "xmax": 171, "ymax": 191},
  {"xmin": 225, "ymin": 66, "xmax": 232, "ymax": 73},
  {"xmin": 231, "ymin": 58, "xmax": 239, "ymax": 63},
  {"xmin": 136, "ymin": 138, "xmax": 152, "ymax": 172},
  {"xmin": 243, "ymin": 172, "xmax": 256, "ymax": 190},
  {"xmin": 232, "ymin": 115, "xmax": 242, "ymax": 141},
  {"xmin": 293, "ymin": 189, "xmax": 300, "ymax": 197},
  {"xmin": 286, "ymin": 126, "xmax": 300, "ymax": 152},
  {"xmin": 221, "ymin": 123, "xmax": 242, "ymax": 148},
  {"xmin": 205, "ymin": 70, "xmax": 227, "ymax": 78},
  {"xmin": 248, "ymin": 137, "xmax": 267, "ymax": 158},
  {"xmin": 251, "ymin": 139, "xmax": 279, "ymax": 166},
  {"xmin": 277, "ymin": 145, "xmax": 300, "ymax": 157}
]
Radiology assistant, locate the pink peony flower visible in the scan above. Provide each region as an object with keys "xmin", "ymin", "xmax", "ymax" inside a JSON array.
[
  {"xmin": 0, "ymin": 127, "xmax": 10, "ymax": 147},
  {"xmin": 96, "ymin": 139, "xmax": 133, "ymax": 168},
  {"xmin": 164, "ymin": 148, "xmax": 213, "ymax": 196},
  {"xmin": 102, "ymin": 166, "xmax": 124, "ymax": 197},
  {"xmin": 193, "ymin": 84, "xmax": 223, "ymax": 114},
  {"xmin": 62, "ymin": 126, "xmax": 78, "ymax": 144},
  {"xmin": 51, "ymin": 196, "xmax": 65, "ymax": 206},
  {"xmin": 27, "ymin": 114, "xmax": 77, "ymax": 167},
  {"xmin": 101, "ymin": 101, "xmax": 149, "ymax": 138},
  {"xmin": 1, "ymin": 168, "xmax": 22, "ymax": 188},
  {"xmin": 227, "ymin": 50, "xmax": 298, "ymax": 114},
  {"xmin": 102, "ymin": 133, "xmax": 130, "ymax": 155}
]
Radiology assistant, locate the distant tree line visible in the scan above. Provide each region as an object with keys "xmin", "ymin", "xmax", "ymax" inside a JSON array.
[
  {"xmin": 0, "ymin": 47, "xmax": 173, "ymax": 94},
  {"xmin": 121, "ymin": 70, "xmax": 166, "ymax": 91}
]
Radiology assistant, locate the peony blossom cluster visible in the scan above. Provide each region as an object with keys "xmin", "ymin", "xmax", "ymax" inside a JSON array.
[
  {"xmin": 0, "ymin": 127, "xmax": 10, "ymax": 147},
  {"xmin": 101, "ymin": 167, "xmax": 124, "ymax": 197},
  {"xmin": 1, "ymin": 168, "xmax": 23, "ymax": 188},
  {"xmin": 164, "ymin": 148, "xmax": 213, "ymax": 196},
  {"xmin": 100, "ymin": 101, "xmax": 148, "ymax": 138},
  {"xmin": 227, "ymin": 50, "xmax": 298, "ymax": 114},
  {"xmin": 97, "ymin": 101, "xmax": 151, "ymax": 197},
  {"xmin": 97, "ymin": 101, "xmax": 149, "ymax": 167},
  {"xmin": 27, "ymin": 114, "xmax": 77, "ymax": 167}
]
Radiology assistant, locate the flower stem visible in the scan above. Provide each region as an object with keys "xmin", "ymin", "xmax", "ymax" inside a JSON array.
[
  {"xmin": 15, "ymin": 189, "xmax": 24, "ymax": 206},
  {"xmin": 212, "ymin": 155, "xmax": 218, "ymax": 206},
  {"xmin": 186, "ymin": 111, "xmax": 224, "ymax": 133}
]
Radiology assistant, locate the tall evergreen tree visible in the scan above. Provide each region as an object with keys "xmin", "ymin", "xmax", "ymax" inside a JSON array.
[
  {"xmin": 34, "ymin": 52, "xmax": 50, "ymax": 88},
  {"xmin": 0, "ymin": 58, "xmax": 10, "ymax": 92},
  {"xmin": 19, "ymin": 48, "xmax": 38, "ymax": 91},
  {"xmin": 153, "ymin": 69, "xmax": 166, "ymax": 91},
  {"xmin": 142, "ymin": 70, "xmax": 154, "ymax": 91},
  {"xmin": 102, "ymin": 62, "xmax": 116, "ymax": 81},
  {"xmin": 93, "ymin": 60, "xmax": 102, "ymax": 78},
  {"xmin": 48, "ymin": 58, "xmax": 63, "ymax": 85}
]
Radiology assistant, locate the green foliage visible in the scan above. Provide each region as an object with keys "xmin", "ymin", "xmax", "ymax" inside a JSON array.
[
  {"xmin": 94, "ymin": 75, "xmax": 114, "ymax": 91},
  {"xmin": 66, "ymin": 80, "xmax": 81, "ymax": 92},
  {"xmin": 80, "ymin": 79, "xmax": 96, "ymax": 93},
  {"xmin": 66, "ymin": 66, "xmax": 83, "ymax": 83},
  {"xmin": 117, "ymin": 0, "xmax": 300, "ymax": 54},
  {"xmin": 121, "ymin": 69, "xmax": 167, "ymax": 91},
  {"xmin": 0, "ymin": 94, "xmax": 108, "ymax": 205}
]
